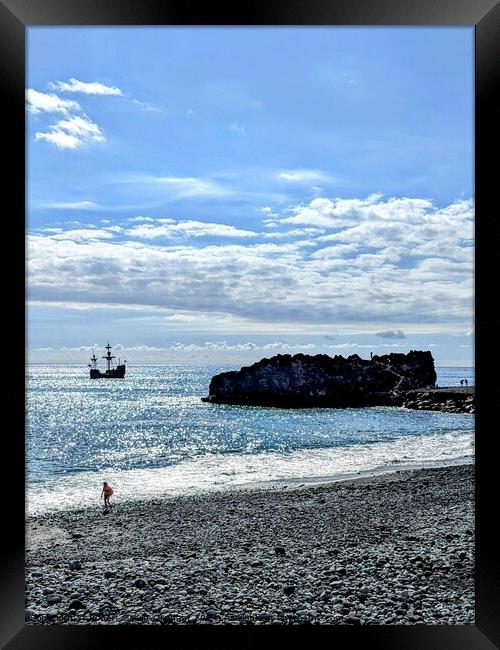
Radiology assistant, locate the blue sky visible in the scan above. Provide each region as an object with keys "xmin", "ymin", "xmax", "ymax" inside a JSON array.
[{"xmin": 27, "ymin": 27, "xmax": 474, "ymax": 366}]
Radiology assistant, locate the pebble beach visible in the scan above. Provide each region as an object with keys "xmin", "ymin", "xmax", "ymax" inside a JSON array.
[{"xmin": 25, "ymin": 463, "xmax": 475, "ymax": 625}]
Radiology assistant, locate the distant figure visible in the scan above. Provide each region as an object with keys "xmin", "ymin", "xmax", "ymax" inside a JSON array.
[
  {"xmin": 464, "ymin": 378, "xmax": 468, "ymax": 387},
  {"xmin": 370, "ymin": 352, "xmax": 373, "ymax": 359},
  {"xmin": 460, "ymin": 379, "xmax": 464, "ymax": 386},
  {"xmin": 101, "ymin": 481, "xmax": 114, "ymax": 512}
]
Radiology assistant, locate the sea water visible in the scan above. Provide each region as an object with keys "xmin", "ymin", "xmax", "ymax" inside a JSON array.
[{"xmin": 26, "ymin": 365, "xmax": 474, "ymax": 514}]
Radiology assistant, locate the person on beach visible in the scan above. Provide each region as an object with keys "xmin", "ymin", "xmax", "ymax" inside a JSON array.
[
  {"xmin": 464, "ymin": 378, "xmax": 468, "ymax": 387},
  {"xmin": 460, "ymin": 379, "xmax": 464, "ymax": 386},
  {"xmin": 101, "ymin": 481, "xmax": 114, "ymax": 512}
]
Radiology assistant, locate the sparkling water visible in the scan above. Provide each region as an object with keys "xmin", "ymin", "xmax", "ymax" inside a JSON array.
[{"xmin": 26, "ymin": 365, "xmax": 474, "ymax": 514}]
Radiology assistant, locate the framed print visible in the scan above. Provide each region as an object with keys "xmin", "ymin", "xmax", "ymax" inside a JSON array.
[{"xmin": 1, "ymin": 0, "xmax": 498, "ymax": 647}]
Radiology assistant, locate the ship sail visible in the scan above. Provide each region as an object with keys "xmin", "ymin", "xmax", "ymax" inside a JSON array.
[{"xmin": 89, "ymin": 343, "xmax": 126, "ymax": 379}]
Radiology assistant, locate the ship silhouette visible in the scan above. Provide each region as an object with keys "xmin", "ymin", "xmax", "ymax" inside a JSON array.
[{"xmin": 88, "ymin": 342, "xmax": 126, "ymax": 378}]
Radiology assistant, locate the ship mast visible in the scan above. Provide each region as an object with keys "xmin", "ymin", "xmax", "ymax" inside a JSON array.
[{"xmin": 102, "ymin": 341, "xmax": 116, "ymax": 372}]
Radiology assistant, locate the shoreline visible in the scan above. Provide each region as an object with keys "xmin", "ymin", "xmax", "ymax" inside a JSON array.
[
  {"xmin": 26, "ymin": 462, "xmax": 474, "ymax": 625},
  {"xmin": 26, "ymin": 453, "xmax": 474, "ymax": 518}
]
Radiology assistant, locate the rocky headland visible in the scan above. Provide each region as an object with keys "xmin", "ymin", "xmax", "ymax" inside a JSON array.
[
  {"xmin": 202, "ymin": 351, "xmax": 474, "ymax": 414},
  {"xmin": 203, "ymin": 351, "xmax": 436, "ymax": 407}
]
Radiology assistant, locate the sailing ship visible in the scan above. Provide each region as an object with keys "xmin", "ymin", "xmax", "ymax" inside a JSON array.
[{"xmin": 88, "ymin": 342, "xmax": 126, "ymax": 378}]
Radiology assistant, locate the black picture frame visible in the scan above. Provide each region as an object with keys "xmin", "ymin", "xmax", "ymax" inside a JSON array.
[{"xmin": 2, "ymin": 0, "xmax": 498, "ymax": 647}]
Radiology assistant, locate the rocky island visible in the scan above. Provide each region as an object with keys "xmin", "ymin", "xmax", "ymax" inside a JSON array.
[{"xmin": 202, "ymin": 351, "xmax": 474, "ymax": 413}]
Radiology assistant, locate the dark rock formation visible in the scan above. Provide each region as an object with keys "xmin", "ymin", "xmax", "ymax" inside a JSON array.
[
  {"xmin": 398, "ymin": 389, "xmax": 475, "ymax": 414},
  {"xmin": 202, "ymin": 351, "xmax": 437, "ymax": 408}
]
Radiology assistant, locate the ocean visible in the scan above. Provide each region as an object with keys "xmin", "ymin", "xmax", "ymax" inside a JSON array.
[{"xmin": 26, "ymin": 365, "xmax": 474, "ymax": 515}]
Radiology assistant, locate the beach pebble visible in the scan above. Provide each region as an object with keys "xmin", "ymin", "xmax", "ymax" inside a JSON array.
[
  {"xmin": 69, "ymin": 599, "xmax": 86, "ymax": 610},
  {"xmin": 46, "ymin": 593, "xmax": 62, "ymax": 604},
  {"xmin": 25, "ymin": 464, "xmax": 474, "ymax": 626}
]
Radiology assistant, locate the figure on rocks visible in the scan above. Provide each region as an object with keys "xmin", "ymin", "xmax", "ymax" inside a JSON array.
[{"xmin": 101, "ymin": 481, "xmax": 114, "ymax": 512}]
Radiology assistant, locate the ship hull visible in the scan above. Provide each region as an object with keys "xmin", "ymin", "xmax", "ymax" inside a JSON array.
[{"xmin": 90, "ymin": 364, "xmax": 126, "ymax": 379}]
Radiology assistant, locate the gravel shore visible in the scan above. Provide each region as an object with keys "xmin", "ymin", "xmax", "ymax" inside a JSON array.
[{"xmin": 25, "ymin": 463, "xmax": 475, "ymax": 625}]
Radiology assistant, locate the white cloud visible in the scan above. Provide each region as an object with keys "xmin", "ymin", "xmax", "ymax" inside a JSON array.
[
  {"xmin": 35, "ymin": 115, "xmax": 105, "ymax": 150},
  {"xmin": 34, "ymin": 131, "xmax": 81, "ymax": 150},
  {"xmin": 56, "ymin": 115, "xmax": 105, "ymax": 141},
  {"xmin": 126, "ymin": 220, "xmax": 257, "ymax": 239},
  {"xmin": 230, "ymin": 123, "xmax": 246, "ymax": 134},
  {"xmin": 264, "ymin": 229, "xmax": 321, "ymax": 241},
  {"xmin": 39, "ymin": 201, "xmax": 101, "ymax": 210},
  {"xmin": 27, "ymin": 194, "xmax": 474, "ymax": 333},
  {"xmin": 28, "ymin": 82, "xmax": 110, "ymax": 150},
  {"xmin": 127, "ymin": 216, "xmax": 155, "ymax": 223},
  {"xmin": 311, "ymin": 243, "xmax": 359, "ymax": 258},
  {"xmin": 279, "ymin": 194, "xmax": 385, "ymax": 229},
  {"xmin": 281, "ymin": 198, "xmax": 352, "ymax": 228},
  {"xmin": 279, "ymin": 170, "xmax": 325, "ymax": 183},
  {"xmin": 29, "ymin": 337, "xmax": 419, "ymax": 364},
  {"xmin": 121, "ymin": 175, "xmax": 231, "ymax": 199},
  {"xmin": 26, "ymin": 89, "xmax": 81, "ymax": 115},
  {"xmin": 49, "ymin": 78, "xmax": 123, "ymax": 95},
  {"xmin": 50, "ymin": 229, "xmax": 115, "ymax": 242}
]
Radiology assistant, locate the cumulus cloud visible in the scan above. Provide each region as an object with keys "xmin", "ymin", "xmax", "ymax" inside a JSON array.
[
  {"xmin": 49, "ymin": 78, "xmax": 123, "ymax": 95},
  {"xmin": 26, "ymin": 89, "xmax": 81, "ymax": 115},
  {"xmin": 35, "ymin": 115, "xmax": 105, "ymax": 149},
  {"xmin": 28, "ymin": 80, "xmax": 113, "ymax": 150},
  {"xmin": 376, "ymin": 330, "xmax": 407, "ymax": 339},
  {"xmin": 270, "ymin": 195, "xmax": 473, "ymax": 262},
  {"xmin": 34, "ymin": 131, "xmax": 81, "ymax": 150},
  {"xmin": 277, "ymin": 194, "xmax": 385, "ymax": 229},
  {"xmin": 264, "ymin": 227, "xmax": 324, "ymax": 240},
  {"xmin": 26, "ymin": 194, "xmax": 474, "ymax": 332},
  {"xmin": 49, "ymin": 229, "xmax": 115, "ymax": 242},
  {"xmin": 29, "ymin": 338, "xmax": 414, "ymax": 364},
  {"xmin": 311, "ymin": 243, "xmax": 360, "ymax": 258},
  {"xmin": 126, "ymin": 220, "xmax": 257, "ymax": 239},
  {"xmin": 56, "ymin": 116, "xmax": 105, "ymax": 140}
]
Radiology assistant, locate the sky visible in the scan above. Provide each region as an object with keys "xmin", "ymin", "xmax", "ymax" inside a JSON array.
[{"xmin": 27, "ymin": 27, "xmax": 474, "ymax": 366}]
